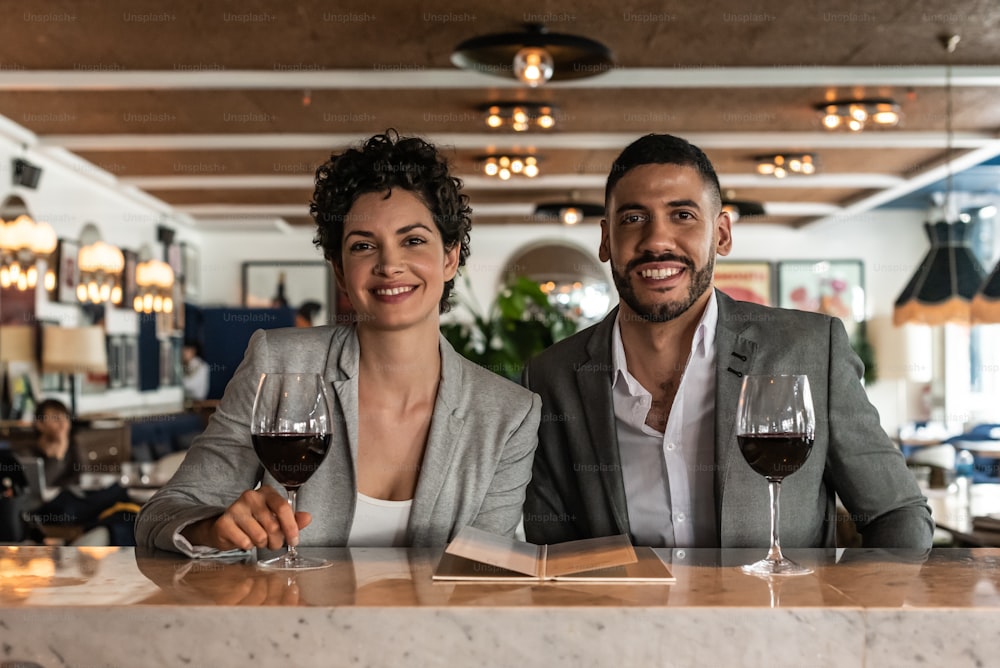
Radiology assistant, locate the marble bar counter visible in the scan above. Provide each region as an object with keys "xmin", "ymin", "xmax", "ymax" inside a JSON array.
[{"xmin": 3, "ymin": 546, "xmax": 1000, "ymax": 668}]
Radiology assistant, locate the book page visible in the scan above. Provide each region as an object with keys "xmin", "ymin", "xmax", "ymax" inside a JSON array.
[
  {"xmin": 544, "ymin": 534, "xmax": 637, "ymax": 578},
  {"xmin": 443, "ymin": 525, "xmax": 541, "ymax": 577},
  {"xmin": 552, "ymin": 547, "xmax": 675, "ymax": 583}
]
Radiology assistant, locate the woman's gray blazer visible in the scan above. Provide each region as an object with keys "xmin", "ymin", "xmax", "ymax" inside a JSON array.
[{"xmin": 136, "ymin": 325, "xmax": 541, "ymax": 553}]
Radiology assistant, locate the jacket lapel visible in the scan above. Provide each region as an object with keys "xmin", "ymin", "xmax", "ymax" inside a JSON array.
[
  {"xmin": 578, "ymin": 308, "xmax": 630, "ymax": 535},
  {"xmin": 407, "ymin": 336, "xmax": 465, "ymax": 544},
  {"xmin": 317, "ymin": 326, "xmax": 357, "ymax": 542},
  {"xmin": 713, "ymin": 291, "xmax": 758, "ymax": 538}
]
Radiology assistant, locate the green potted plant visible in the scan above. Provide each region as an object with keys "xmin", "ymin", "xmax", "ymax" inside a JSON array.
[{"xmin": 441, "ymin": 276, "xmax": 578, "ymax": 381}]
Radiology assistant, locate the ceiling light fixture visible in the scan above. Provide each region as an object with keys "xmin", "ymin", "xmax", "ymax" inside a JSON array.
[
  {"xmin": 535, "ymin": 201, "xmax": 603, "ymax": 225},
  {"xmin": 755, "ymin": 153, "xmax": 816, "ymax": 178},
  {"xmin": 482, "ymin": 102, "xmax": 557, "ymax": 131},
  {"xmin": 452, "ymin": 23, "xmax": 614, "ymax": 87},
  {"xmin": 894, "ymin": 34, "xmax": 987, "ymax": 326},
  {"xmin": 482, "ymin": 155, "xmax": 540, "ymax": 180},
  {"xmin": 815, "ymin": 98, "xmax": 902, "ymax": 132}
]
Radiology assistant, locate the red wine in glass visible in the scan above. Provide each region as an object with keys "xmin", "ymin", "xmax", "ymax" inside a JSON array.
[
  {"xmin": 252, "ymin": 433, "xmax": 332, "ymax": 489},
  {"xmin": 737, "ymin": 375, "xmax": 816, "ymax": 577},
  {"xmin": 251, "ymin": 373, "xmax": 334, "ymax": 570},
  {"xmin": 737, "ymin": 433, "xmax": 814, "ymax": 482}
]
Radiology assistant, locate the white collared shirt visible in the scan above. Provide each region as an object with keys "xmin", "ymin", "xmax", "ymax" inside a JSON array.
[{"xmin": 611, "ymin": 291, "xmax": 719, "ymax": 547}]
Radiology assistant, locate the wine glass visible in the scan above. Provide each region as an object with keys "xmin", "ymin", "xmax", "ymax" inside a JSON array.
[
  {"xmin": 736, "ymin": 374, "xmax": 816, "ymax": 577},
  {"xmin": 250, "ymin": 372, "xmax": 335, "ymax": 570}
]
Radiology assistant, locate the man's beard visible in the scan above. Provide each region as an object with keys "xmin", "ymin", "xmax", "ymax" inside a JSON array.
[{"xmin": 610, "ymin": 252, "xmax": 715, "ymax": 323}]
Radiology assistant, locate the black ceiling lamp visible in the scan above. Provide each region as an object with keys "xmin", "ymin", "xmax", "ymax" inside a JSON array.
[
  {"xmin": 972, "ymin": 204, "xmax": 1000, "ymax": 323},
  {"xmin": 893, "ymin": 34, "xmax": 988, "ymax": 326},
  {"xmin": 973, "ymin": 261, "xmax": 1000, "ymax": 323},
  {"xmin": 534, "ymin": 201, "xmax": 604, "ymax": 225},
  {"xmin": 452, "ymin": 23, "xmax": 614, "ymax": 87}
]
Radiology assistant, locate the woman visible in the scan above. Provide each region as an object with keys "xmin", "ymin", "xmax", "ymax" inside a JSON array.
[{"xmin": 136, "ymin": 131, "xmax": 541, "ymax": 555}]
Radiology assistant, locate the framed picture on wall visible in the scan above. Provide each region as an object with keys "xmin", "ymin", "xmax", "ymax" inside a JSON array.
[
  {"xmin": 181, "ymin": 242, "xmax": 200, "ymax": 301},
  {"xmin": 107, "ymin": 335, "xmax": 125, "ymax": 389},
  {"xmin": 166, "ymin": 243, "xmax": 183, "ymax": 277},
  {"xmin": 241, "ymin": 261, "xmax": 333, "ymax": 325},
  {"xmin": 778, "ymin": 260, "xmax": 865, "ymax": 337},
  {"xmin": 123, "ymin": 336, "xmax": 139, "ymax": 388},
  {"xmin": 714, "ymin": 261, "xmax": 774, "ymax": 306},
  {"xmin": 54, "ymin": 239, "xmax": 80, "ymax": 304},
  {"xmin": 122, "ymin": 249, "xmax": 138, "ymax": 309}
]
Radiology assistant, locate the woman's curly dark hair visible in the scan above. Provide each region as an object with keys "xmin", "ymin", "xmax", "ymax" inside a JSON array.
[{"xmin": 310, "ymin": 130, "xmax": 472, "ymax": 314}]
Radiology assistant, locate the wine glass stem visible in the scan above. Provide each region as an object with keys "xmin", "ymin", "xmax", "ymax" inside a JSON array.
[
  {"xmin": 766, "ymin": 480, "xmax": 785, "ymax": 563},
  {"xmin": 286, "ymin": 487, "xmax": 298, "ymax": 560}
]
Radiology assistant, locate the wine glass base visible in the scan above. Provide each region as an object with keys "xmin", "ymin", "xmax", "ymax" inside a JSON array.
[
  {"xmin": 741, "ymin": 557, "xmax": 813, "ymax": 577},
  {"xmin": 256, "ymin": 553, "xmax": 332, "ymax": 571}
]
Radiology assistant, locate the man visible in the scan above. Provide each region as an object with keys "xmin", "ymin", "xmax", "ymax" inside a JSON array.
[
  {"xmin": 522, "ymin": 134, "xmax": 932, "ymax": 549},
  {"xmin": 181, "ymin": 340, "xmax": 210, "ymax": 401}
]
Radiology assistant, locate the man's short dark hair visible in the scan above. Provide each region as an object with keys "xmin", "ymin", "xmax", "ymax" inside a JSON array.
[{"xmin": 604, "ymin": 134, "xmax": 722, "ymax": 210}]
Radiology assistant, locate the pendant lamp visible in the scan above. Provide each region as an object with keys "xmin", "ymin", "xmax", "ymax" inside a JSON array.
[{"xmin": 892, "ymin": 34, "xmax": 987, "ymax": 325}]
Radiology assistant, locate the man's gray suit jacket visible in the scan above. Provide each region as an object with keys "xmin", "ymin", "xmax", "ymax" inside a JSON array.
[{"xmin": 522, "ymin": 290, "xmax": 933, "ymax": 549}]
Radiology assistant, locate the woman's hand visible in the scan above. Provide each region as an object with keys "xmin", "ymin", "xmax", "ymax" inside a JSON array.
[{"xmin": 182, "ymin": 485, "xmax": 311, "ymax": 551}]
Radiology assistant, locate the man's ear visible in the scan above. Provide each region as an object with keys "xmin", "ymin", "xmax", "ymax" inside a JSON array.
[
  {"xmin": 599, "ymin": 219, "xmax": 611, "ymax": 262},
  {"xmin": 715, "ymin": 210, "xmax": 733, "ymax": 257}
]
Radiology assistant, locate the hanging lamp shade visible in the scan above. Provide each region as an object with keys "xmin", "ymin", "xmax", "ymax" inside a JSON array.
[
  {"xmin": 972, "ymin": 260, "xmax": 1000, "ymax": 323},
  {"xmin": 893, "ymin": 220, "xmax": 986, "ymax": 325}
]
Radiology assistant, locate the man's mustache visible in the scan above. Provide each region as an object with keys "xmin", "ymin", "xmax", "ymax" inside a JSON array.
[{"xmin": 623, "ymin": 252, "xmax": 695, "ymax": 274}]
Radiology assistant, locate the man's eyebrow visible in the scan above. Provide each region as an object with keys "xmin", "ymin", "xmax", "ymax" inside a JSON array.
[{"xmin": 613, "ymin": 199, "xmax": 701, "ymax": 215}]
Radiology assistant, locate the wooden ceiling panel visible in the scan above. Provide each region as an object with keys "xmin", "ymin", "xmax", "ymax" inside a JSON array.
[{"xmin": 3, "ymin": 0, "xmax": 1000, "ymax": 229}]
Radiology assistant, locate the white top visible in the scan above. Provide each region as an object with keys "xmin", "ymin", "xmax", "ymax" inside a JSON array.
[
  {"xmin": 346, "ymin": 493, "xmax": 412, "ymax": 547},
  {"xmin": 183, "ymin": 356, "xmax": 210, "ymax": 401},
  {"xmin": 611, "ymin": 290, "xmax": 719, "ymax": 548},
  {"xmin": 170, "ymin": 491, "xmax": 413, "ymax": 558}
]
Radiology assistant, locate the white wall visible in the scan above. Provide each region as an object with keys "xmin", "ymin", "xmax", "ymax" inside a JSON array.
[
  {"xmin": 0, "ymin": 107, "xmax": 963, "ymax": 432},
  {"xmin": 0, "ymin": 130, "xmax": 196, "ymax": 416},
  {"xmin": 197, "ymin": 228, "xmax": 326, "ymax": 306},
  {"xmin": 194, "ymin": 208, "xmax": 937, "ymax": 434}
]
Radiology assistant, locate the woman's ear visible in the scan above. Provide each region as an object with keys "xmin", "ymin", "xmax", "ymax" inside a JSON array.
[{"xmin": 443, "ymin": 243, "xmax": 461, "ymax": 281}]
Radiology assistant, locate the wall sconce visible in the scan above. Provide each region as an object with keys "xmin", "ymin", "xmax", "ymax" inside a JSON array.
[
  {"xmin": 0, "ymin": 199, "xmax": 57, "ymax": 292},
  {"xmin": 76, "ymin": 224, "xmax": 123, "ymax": 305},
  {"xmin": 535, "ymin": 200, "xmax": 603, "ymax": 225},
  {"xmin": 134, "ymin": 257, "xmax": 174, "ymax": 314},
  {"xmin": 482, "ymin": 155, "xmax": 540, "ymax": 180},
  {"xmin": 482, "ymin": 102, "xmax": 557, "ymax": 132},
  {"xmin": 815, "ymin": 98, "xmax": 901, "ymax": 132},
  {"xmin": 755, "ymin": 153, "xmax": 817, "ymax": 178}
]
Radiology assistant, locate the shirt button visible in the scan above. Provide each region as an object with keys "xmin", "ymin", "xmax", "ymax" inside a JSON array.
[
  {"xmin": 665, "ymin": 442, "xmax": 676, "ymax": 451},
  {"xmin": 675, "ymin": 512, "xmax": 686, "ymax": 522}
]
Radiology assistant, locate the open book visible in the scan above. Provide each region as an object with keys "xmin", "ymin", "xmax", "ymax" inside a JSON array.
[
  {"xmin": 972, "ymin": 514, "xmax": 1000, "ymax": 532},
  {"xmin": 433, "ymin": 525, "xmax": 674, "ymax": 583}
]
